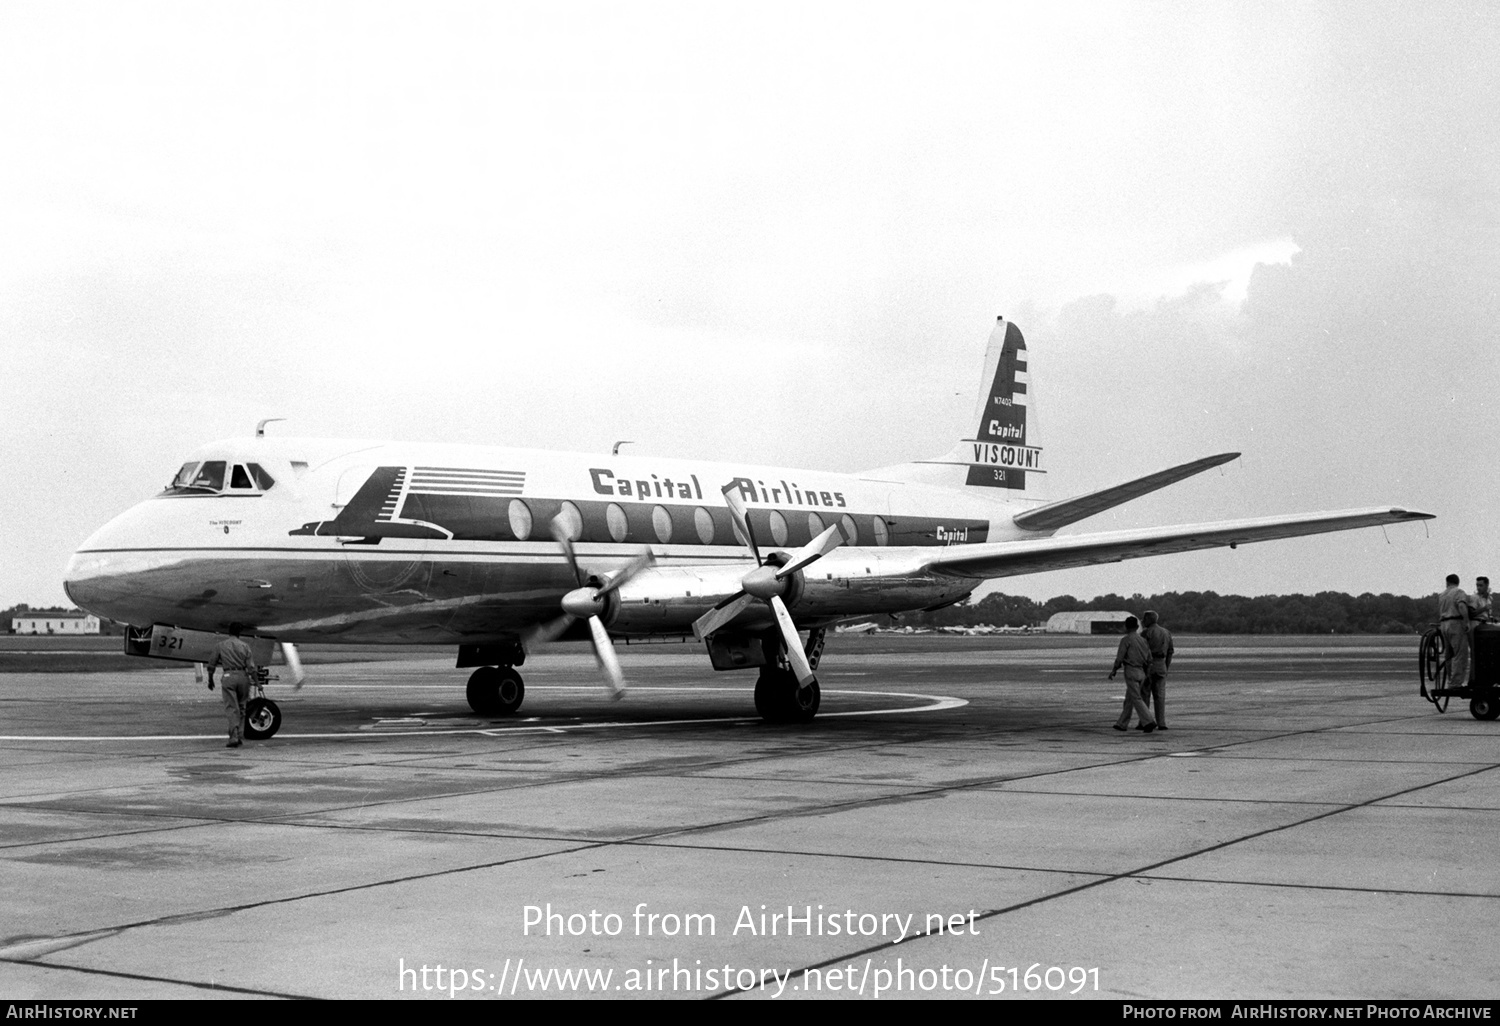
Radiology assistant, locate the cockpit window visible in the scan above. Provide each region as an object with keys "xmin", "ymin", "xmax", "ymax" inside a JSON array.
[
  {"xmin": 192, "ymin": 462, "xmax": 226, "ymax": 491},
  {"xmin": 161, "ymin": 459, "xmax": 274, "ymax": 496}
]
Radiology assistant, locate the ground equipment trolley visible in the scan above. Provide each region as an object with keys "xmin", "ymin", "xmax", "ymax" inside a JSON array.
[{"xmin": 1419, "ymin": 622, "xmax": 1500, "ymax": 720}]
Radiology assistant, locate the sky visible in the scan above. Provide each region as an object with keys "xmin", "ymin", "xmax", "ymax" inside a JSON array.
[{"xmin": 2, "ymin": 1, "xmax": 1496, "ymax": 608}]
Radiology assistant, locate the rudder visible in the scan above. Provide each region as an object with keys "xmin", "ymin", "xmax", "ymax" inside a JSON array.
[{"xmin": 961, "ymin": 317, "xmax": 1040, "ymax": 492}]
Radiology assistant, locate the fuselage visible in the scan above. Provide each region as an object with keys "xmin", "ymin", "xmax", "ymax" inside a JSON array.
[{"xmin": 64, "ymin": 436, "xmax": 1047, "ymax": 645}]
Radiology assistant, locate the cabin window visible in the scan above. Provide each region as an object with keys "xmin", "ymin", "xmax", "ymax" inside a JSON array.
[
  {"xmin": 730, "ymin": 511, "xmax": 750, "ymax": 548},
  {"xmin": 555, "ymin": 501, "xmax": 583, "ymax": 542},
  {"xmin": 652, "ymin": 505, "xmax": 673, "ymax": 544},
  {"xmin": 872, "ymin": 517, "xmax": 890, "ymax": 546},
  {"xmin": 839, "ymin": 514, "xmax": 858, "ymax": 545},
  {"xmin": 508, "ymin": 499, "xmax": 533, "ymax": 541},
  {"xmin": 768, "ymin": 510, "xmax": 788, "ymax": 546},
  {"xmin": 693, "ymin": 507, "xmax": 715, "ymax": 544},
  {"xmin": 606, "ymin": 503, "xmax": 629, "ymax": 543},
  {"xmin": 806, "ymin": 512, "xmax": 825, "ymax": 538}
]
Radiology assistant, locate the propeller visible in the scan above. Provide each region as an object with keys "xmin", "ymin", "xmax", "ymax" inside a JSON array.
[
  {"xmin": 523, "ymin": 515, "xmax": 654, "ymax": 698},
  {"xmin": 691, "ymin": 486, "xmax": 846, "ymax": 686}
]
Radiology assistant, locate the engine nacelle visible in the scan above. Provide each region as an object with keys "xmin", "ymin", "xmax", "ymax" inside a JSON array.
[{"xmin": 597, "ymin": 550, "xmax": 970, "ymax": 637}]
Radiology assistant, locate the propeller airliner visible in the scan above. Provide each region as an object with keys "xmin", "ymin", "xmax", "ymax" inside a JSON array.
[{"xmin": 64, "ymin": 318, "xmax": 1432, "ymax": 735}]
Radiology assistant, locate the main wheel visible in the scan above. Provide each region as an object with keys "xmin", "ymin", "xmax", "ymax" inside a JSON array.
[
  {"xmin": 1471, "ymin": 693, "xmax": 1500, "ymax": 721},
  {"xmin": 467, "ymin": 666, "xmax": 525, "ymax": 716},
  {"xmin": 784, "ymin": 679, "xmax": 820, "ymax": 723},
  {"xmin": 494, "ymin": 667, "xmax": 524, "ymax": 714},
  {"xmin": 754, "ymin": 668, "xmax": 819, "ymax": 724},
  {"xmin": 754, "ymin": 669, "xmax": 783, "ymax": 721},
  {"xmin": 244, "ymin": 697, "xmax": 282, "ymax": 740}
]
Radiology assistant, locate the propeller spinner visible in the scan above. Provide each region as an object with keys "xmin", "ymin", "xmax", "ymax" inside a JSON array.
[
  {"xmin": 691, "ymin": 486, "xmax": 846, "ymax": 686},
  {"xmin": 523, "ymin": 516, "xmax": 654, "ymax": 698}
]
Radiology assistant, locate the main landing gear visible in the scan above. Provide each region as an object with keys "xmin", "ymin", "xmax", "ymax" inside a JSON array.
[
  {"xmin": 754, "ymin": 627, "xmax": 826, "ymax": 724},
  {"xmin": 466, "ymin": 666, "xmax": 525, "ymax": 716},
  {"xmin": 755, "ymin": 669, "xmax": 820, "ymax": 723}
]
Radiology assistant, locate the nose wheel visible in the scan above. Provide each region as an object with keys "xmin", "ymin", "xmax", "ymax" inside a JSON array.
[
  {"xmin": 244, "ymin": 696, "xmax": 282, "ymax": 740},
  {"xmin": 466, "ymin": 666, "xmax": 525, "ymax": 716}
]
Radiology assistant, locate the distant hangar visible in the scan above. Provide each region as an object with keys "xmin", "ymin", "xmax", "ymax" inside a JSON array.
[{"xmin": 1044, "ymin": 611, "xmax": 1134, "ymax": 634}]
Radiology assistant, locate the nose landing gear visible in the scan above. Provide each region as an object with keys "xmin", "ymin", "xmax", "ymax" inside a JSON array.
[{"xmin": 243, "ymin": 669, "xmax": 283, "ymax": 740}]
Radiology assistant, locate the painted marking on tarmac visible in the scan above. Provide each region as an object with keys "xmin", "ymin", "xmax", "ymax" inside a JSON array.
[{"xmin": 0, "ymin": 687, "xmax": 967, "ymax": 742}]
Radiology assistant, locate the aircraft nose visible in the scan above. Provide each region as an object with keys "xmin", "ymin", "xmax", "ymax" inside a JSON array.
[
  {"xmin": 63, "ymin": 545, "xmax": 125, "ymax": 621},
  {"xmin": 64, "ymin": 502, "xmax": 165, "ymax": 626}
]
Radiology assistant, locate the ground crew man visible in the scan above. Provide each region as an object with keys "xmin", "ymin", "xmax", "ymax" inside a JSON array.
[
  {"xmin": 1438, "ymin": 574, "xmax": 1472, "ymax": 687},
  {"xmin": 1140, "ymin": 610, "xmax": 1175, "ymax": 730},
  {"xmin": 207, "ymin": 626, "xmax": 258, "ymax": 748},
  {"xmin": 1109, "ymin": 616, "xmax": 1157, "ymax": 733},
  {"xmin": 1472, "ymin": 577, "xmax": 1493, "ymax": 624}
]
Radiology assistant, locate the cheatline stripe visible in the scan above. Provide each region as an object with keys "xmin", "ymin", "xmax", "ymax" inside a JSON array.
[
  {"xmin": 408, "ymin": 486, "xmax": 525, "ymax": 496},
  {"xmin": 411, "ymin": 483, "xmax": 524, "ymax": 490},
  {"xmin": 413, "ymin": 468, "xmax": 525, "ymax": 477}
]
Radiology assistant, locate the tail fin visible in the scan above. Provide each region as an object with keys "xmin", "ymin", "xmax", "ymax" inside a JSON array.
[{"xmin": 870, "ymin": 316, "xmax": 1045, "ymax": 497}]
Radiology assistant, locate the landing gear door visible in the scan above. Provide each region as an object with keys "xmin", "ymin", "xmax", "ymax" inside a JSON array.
[{"xmin": 125, "ymin": 624, "xmax": 275, "ymax": 665}]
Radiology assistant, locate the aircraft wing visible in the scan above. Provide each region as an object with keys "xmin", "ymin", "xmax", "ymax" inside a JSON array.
[
  {"xmin": 922, "ymin": 507, "xmax": 1434, "ymax": 580},
  {"xmin": 1012, "ymin": 453, "xmax": 1240, "ymax": 531}
]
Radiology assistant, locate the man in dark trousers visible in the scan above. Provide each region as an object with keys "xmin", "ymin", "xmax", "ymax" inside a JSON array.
[
  {"xmin": 1140, "ymin": 610, "xmax": 1175, "ymax": 730},
  {"xmin": 207, "ymin": 625, "xmax": 259, "ymax": 748},
  {"xmin": 1109, "ymin": 615, "xmax": 1157, "ymax": 733}
]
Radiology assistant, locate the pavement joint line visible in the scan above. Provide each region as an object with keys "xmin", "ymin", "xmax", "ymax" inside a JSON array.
[
  {"xmin": 1, "ymin": 736, "xmax": 904, "ymax": 828},
  {"xmin": 11, "ymin": 746, "xmax": 1491, "ymax": 864},
  {"xmin": 625, "ymin": 837, "xmax": 1500, "ymax": 901},
  {"xmin": 1126, "ymin": 872, "xmax": 1500, "ymax": 901},
  {"xmin": 966, "ymin": 787, "xmax": 1355, "ymax": 806},
  {"xmin": 2, "ymin": 747, "xmax": 1220, "ymax": 946},
  {"xmin": 0, "ymin": 818, "xmax": 228, "ymax": 853},
  {"xmin": 709, "ymin": 759, "xmax": 1500, "ymax": 999},
  {"xmin": 0, "ymin": 841, "xmax": 612, "ymax": 961},
  {"xmin": 623, "ymin": 837, "xmax": 1119, "ymax": 878},
  {"xmin": 0, "ymin": 955, "xmax": 315, "ymax": 999},
  {"xmin": 614, "ymin": 752, "xmax": 1187, "ymax": 847}
]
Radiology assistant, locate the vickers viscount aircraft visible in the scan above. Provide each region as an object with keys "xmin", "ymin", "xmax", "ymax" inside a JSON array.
[{"xmin": 64, "ymin": 317, "xmax": 1432, "ymax": 735}]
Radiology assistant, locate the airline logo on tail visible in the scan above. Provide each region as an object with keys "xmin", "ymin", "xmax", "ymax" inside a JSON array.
[{"xmin": 964, "ymin": 319, "xmax": 1041, "ymax": 489}]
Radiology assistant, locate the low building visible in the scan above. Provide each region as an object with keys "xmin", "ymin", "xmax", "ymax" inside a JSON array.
[
  {"xmin": 1044, "ymin": 611, "xmax": 1134, "ymax": 635},
  {"xmin": 11, "ymin": 611, "xmax": 101, "ymax": 635}
]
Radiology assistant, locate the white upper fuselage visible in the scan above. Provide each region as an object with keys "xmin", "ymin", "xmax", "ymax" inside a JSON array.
[{"xmin": 64, "ymin": 436, "xmax": 1046, "ymax": 644}]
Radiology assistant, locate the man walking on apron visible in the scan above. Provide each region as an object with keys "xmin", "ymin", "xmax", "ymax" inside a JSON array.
[{"xmin": 207, "ymin": 626, "xmax": 258, "ymax": 748}]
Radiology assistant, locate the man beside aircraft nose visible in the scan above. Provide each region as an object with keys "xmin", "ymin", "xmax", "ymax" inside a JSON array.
[{"xmin": 206, "ymin": 625, "xmax": 259, "ymax": 749}]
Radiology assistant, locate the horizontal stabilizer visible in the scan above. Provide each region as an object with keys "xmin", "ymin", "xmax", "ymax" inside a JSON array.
[
  {"xmin": 1013, "ymin": 453, "xmax": 1240, "ymax": 532},
  {"xmin": 928, "ymin": 507, "xmax": 1433, "ymax": 580}
]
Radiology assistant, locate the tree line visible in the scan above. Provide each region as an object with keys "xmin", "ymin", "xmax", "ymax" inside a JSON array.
[
  {"xmin": 907, "ymin": 590, "xmax": 1446, "ymax": 634},
  {"xmin": 4, "ymin": 592, "xmax": 1451, "ymax": 636}
]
